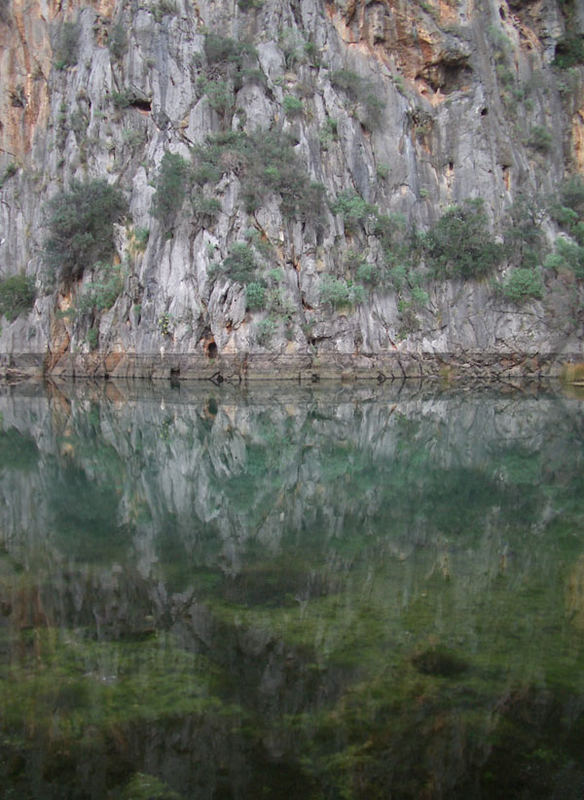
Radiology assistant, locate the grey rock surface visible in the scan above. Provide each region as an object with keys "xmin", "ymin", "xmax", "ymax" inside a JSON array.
[{"xmin": 0, "ymin": 0, "xmax": 582, "ymax": 376}]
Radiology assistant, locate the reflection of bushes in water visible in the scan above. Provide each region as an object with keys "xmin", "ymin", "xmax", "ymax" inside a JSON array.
[
  {"xmin": 50, "ymin": 461, "xmax": 129, "ymax": 562},
  {"xmin": 494, "ymin": 446, "xmax": 542, "ymax": 485},
  {"xmin": 0, "ymin": 632, "xmax": 237, "ymax": 797},
  {"xmin": 328, "ymin": 446, "xmax": 540, "ymax": 538},
  {"xmin": 0, "ymin": 427, "xmax": 39, "ymax": 471},
  {"xmin": 2, "ymin": 393, "xmax": 584, "ymax": 798},
  {"xmin": 411, "ymin": 645, "xmax": 469, "ymax": 676},
  {"xmin": 220, "ymin": 436, "xmax": 291, "ymax": 515},
  {"xmin": 220, "ymin": 561, "xmax": 316, "ymax": 608},
  {"xmin": 203, "ymin": 406, "xmax": 564, "ymax": 554},
  {"xmin": 155, "ymin": 516, "xmax": 224, "ymax": 593},
  {"xmin": 297, "ymin": 679, "xmax": 584, "ymax": 799},
  {"xmin": 478, "ymin": 686, "xmax": 584, "ymax": 798}
]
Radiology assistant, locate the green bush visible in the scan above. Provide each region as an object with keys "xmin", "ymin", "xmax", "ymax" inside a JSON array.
[
  {"xmin": 218, "ymin": 243, "xmax": 256, "ymax": 284},
  {"xmin": 304, "ymin": 40, "xmax": 320, "ymax": 67},
  {"xmin": 256, "ymin": 315, "xmax": 277, "ymax": 346},
  {"xmin": 204, "ymin": 33, "xmax": 256, "ymax": 67},
  {"xmin": 330, "ymin": 69, "xmax": 385, "ymax": 129},
  {"xmin": 410, "ymin": 286, "xmax": 429, "ymax": 308},
  {"xmin": 44, "ymin": 179, "xmax": 127, "ymax": 283},
  {"xmin": 499, "ymin": 268, "xmax": 543, "ymax": 303},
  {"xmin": 330, "ymin": 69, "xmax": 364, "ymax": 97},
  {"xmin": 283, "ymin": 95, "xmax": 303, "ymax": 116},
  {"xmin": 192, "ymin": 196, "xmax": 221, "ymax": 218},
  {"xmin": 108, "ymin": 21, "xmax": 127, "ymax": 61},
  {"xmin": 559, "ymin": 175, "xmax": 584, "ymax": 214},
  {"xmin": 279, "ymin": 28, "xmax": 305, "ymax": 69},
  {"xmin": 86, "ymin": 327, "xmax": 99, "ymax": 350},
  {"xmin": 503, "ymin": 194, "xmax": 546, "ymax": 268},
  {"xmin": 241, "ymin": 67, "xmax": 266, "ymax": 86},
  {"xmin": 389, "ymin": 264, "xmax": 408, "ymax": 290},
  {"xmin": 549, "ymin": 176, "xmax": 584, "ymax": 246},
  {"xmin": 192, "ymin": 160, "xmax": 222, "ymax": 185},
  {"xmin": 110, "ymin": 89, "xmax": 135, "ymax": 109},
  {"xmin": 237, "ymin": 0, "xmax": 263, "ymax": 10},
  {"xmin": 0, "ymin": 161, "xmax": 18, "ymax": 189},
  {"xmin": 527, "ymin": 125, "xmax": 552, "ymax": 153},
  {"xmin": 152, "ymin": 0, "xmax": 176, "ymax": 22},
  {"xmin": 355, "ymin": 260, "xmax": 379, "ymax": 286},
  {"xmin": 544, "ymin": 238, "xmax": 584, "ymax": 278},
  {"xmin": 553, "ymin": 35, "xmax": 584, "ymax": 69},
  {"xmin": 193, "ymin": 131, "xmax": 325, "ymax": 225},
  {"xmin": 265, "ymin": 286, "xmax": 295, "ymax": 319},
  {"xmin": 319, "ymin": 117, "xmax": 338, "ymax": 150},
  {"xmin": 319, "ymin": 275, "xmax": 365, "ymax": 309},
  {"xmin": 76, "ymin": 262, "xmax": 124, "ymax": 315},
  {"xmin": 424, "ymin": 199, "xmax": 504, "ymax": 279},
  {"xmin": 0, "ymin": 274, "xmax": 35, "ymax": 321},
  {"xmin": 373, "ymin": 213, "xmax": 418, "ymax": 271},
  {"xmin": 550, "ymin": 175, "xmax": 584, "ymax": 238},
  {"xmin": 331, "ymin": 190, "xmax": 376, "ymax": 233},
  {"xmin": 244, "ymin": 132, "xmax": 325, "ymax": 221},
  {"xmin": 151, "ymin": 152, "xmax": 189, "ymax": 229},
  {"xmin": 246, "ymin": 281, "xmax": 266, "ymax": 310},
  {"xmin": 198, "ymin": 79, "xmax": 235, "ymax": 116},
  {"xmin": 133, "ymin": 227, "xmax": 150, "ymax": 252},
  {"xmin": 54, "ymin": 21, "xmax": 80, "ymax": 70}
]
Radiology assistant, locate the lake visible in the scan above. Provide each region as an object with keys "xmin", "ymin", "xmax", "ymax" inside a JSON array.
[{"xmin": 1, "ymin": 379, "xmax": 583, "ymax": 799}]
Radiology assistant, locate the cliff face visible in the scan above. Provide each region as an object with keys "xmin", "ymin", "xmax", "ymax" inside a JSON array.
[{"xmin": 0, "ymin": 0, "xmax": 583, "ymax": 377}]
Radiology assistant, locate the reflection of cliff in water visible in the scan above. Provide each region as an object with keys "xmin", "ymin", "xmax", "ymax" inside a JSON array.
[
  {"xmin": 0, "ymin": 380, "xmax": 583, "ymax": 799},
  {"xmin": 2, "ymin": 380, "xmax": 583, "ymax": 571}
]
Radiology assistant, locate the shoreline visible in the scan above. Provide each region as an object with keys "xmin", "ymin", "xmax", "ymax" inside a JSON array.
[{"xmin": 1, "ymin": 350, "xmax": 583, "ymax": 384}]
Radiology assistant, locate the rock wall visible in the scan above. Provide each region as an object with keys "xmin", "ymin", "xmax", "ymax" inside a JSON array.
[{"xmin": 0, "ymin": 0, "xmax": 583, "ymax": 377}]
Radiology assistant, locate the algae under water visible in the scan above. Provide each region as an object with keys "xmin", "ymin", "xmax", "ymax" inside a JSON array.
[{"xmin": 0, "ymin": 379, "xmax": 584, "ymax": 798}]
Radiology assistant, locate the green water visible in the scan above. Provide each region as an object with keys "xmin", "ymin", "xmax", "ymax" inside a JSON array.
[{"xmin": 1, "ymin": 379, "xmax": 584, "ymax": 799}]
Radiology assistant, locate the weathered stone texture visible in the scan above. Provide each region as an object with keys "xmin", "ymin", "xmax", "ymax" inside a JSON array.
[{"xmin": 0, "ymin": 0, "xmax": 583, "ymax": 378}]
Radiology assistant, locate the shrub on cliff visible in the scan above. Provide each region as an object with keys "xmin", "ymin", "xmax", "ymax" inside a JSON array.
[
  {"xmin": 213, "ymin": 243, "xmax": 257, "ymax": 284},
  {"xmin": 498, "ymin": 268, "xmax": 543, "ymax": 304},
  {"xmin": 319, "ymin": 275, "xmax": 365, "ymax": 309},
  {"xmin": 0, "ymin": 274, "xmax": 35, "ymax": 321},
  {"xmin": 330, "ymin": 191, "xmax": 376, "ymax": 234},
  {"xmin": 550, "ymin": 176, "xmax": 584, "ymax": 244},
  {"xmin": 193, "ymin": 131, "xmax": 325, "ymax": 225},
  {"xmin": 330, "ymin": 69, "xmax": 385, "ymax": 129},
  {"xmin": 151, "ymin": 152, "xmax": 189, "ymax": 231},
  {"xmin": 553, "ymin": 35, "xmax": 584, "ymax": 69},
  {"xmin": 424, "ymin": 199, "xmax": 504, "ymax": 279},
  {"xmin": 54, "ymin": 21, "xmax": 80, "ymax": 70},
  {"xmin": 43, "ymin": 179, "xmax": 127, "ymax": 284}
]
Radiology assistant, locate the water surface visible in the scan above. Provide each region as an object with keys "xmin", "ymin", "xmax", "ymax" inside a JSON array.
[{"xmin": 1, "ymin": 379, "xmax": 584, "ymax": 799}]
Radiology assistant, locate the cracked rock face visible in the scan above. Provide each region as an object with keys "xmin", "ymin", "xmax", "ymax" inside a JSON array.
[{"xmin": 0, "ymin": 0, "xmax": 583, "ymax": 375}]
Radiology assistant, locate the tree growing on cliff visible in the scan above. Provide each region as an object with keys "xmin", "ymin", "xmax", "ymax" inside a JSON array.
[
  {"xmin": 43, "ymin": 179, "xmax": 127, "ymax": 284},
  {"xmin": 424, "ymin": 199, "xmax": 504, "ymax": 279},
  {"xmin": 151, "ymin": 152, "xmax": 189, "ymax": 232}
]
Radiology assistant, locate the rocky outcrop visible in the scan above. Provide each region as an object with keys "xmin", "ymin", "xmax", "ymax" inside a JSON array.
[{"xmin": 0, "ymin": 0, "xmax": 583, "ymax": 378}]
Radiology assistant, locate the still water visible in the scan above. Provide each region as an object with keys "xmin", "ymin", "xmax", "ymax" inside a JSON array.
[{"xmin": 0, "ymin": 379, "xmax": 584, "ymax": 799}]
